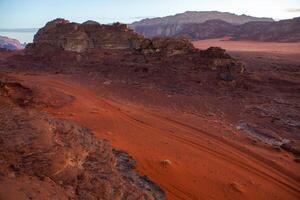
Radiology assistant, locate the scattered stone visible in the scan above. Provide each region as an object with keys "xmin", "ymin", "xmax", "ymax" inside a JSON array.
[
  {"xmin": 103, "ymin": 80, "xmax": 112, "ymax": 85},
  {"xmin": 273, "ymin": 146, "xmax": 282, "ymax": 152},
  {"xmin": 160, "ymin": 159, "xmax": 172, "ymax": 167},
  {"xmin": 229, "ymin": 182, "xmax": 243, "ymax": 193}
]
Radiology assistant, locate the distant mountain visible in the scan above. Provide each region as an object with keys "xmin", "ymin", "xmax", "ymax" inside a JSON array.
[
  {"xmin": 0, "ymin": 35, "xmax": 25, "ymax": 50},
  {"xmin": 130, "ymin": 11, "xmax": 274, "ymax": 37},
  {"xmin": 130, "ymin": 12, "xmax": 300, "ymax": 42},
  {"xmin": 233, "ymin": 17, "xmax": 300, "ymax": 42},
  {"xmin": 173, "ymin": 19, "xmax": 235, "ymax": 39},
  {"xmin": 175, "ymin": 17, "xmax": 300, "ymax": 42}
]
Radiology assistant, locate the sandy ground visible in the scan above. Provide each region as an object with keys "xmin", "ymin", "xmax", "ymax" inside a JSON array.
[
  {"xmin": 11, "ymin": 74, "xmax": 299, "ymax": 200},
  {"xmin": 2, "ymin": 39, "xmax": 299, "ymax": 199},
  {"xmin": 193, "ymin": 38, "xmax": 300, "ymax": 55}
]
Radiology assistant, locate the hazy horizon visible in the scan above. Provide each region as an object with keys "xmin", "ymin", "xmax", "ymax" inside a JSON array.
[{"xmin": 1, "ymin": 0, "xmax": 300, "ymax": 43}]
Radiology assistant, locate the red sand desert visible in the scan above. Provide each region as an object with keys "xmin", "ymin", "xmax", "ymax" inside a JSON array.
[
  {"xmin": 1, "ymin": 21, "xmax": 300, "ymax": 200},
  {"xmin": 9, "ymin": 72, "xmax": 298, "ymax": 200}
]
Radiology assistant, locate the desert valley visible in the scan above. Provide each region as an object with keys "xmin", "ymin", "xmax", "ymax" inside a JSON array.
[{"xmin": 0, "ymin": 4, "xmax": 300, "ymax": 200}]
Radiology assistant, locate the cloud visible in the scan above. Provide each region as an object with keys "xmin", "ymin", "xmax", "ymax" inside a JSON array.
[{"xmin": 286, "ymin": 8, "xmax": 300, "ymax": 12}]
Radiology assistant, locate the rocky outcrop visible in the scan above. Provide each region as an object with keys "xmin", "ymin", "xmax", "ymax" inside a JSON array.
[
  {"xmin": 26, "ymin": 18, "xmax": 146, "ymax": 53},
  {"xmin": 0, "ymin": 35, "xmax": 24, "ymax": 50},
  {"xmin": 26, "ymin": 18, "xmax": 198, "ymax": 56},
  {"xmin": 0, "ymin": 77, "xmax": 165, "ymax": 200},
  {"xmin": 22, "ymin": 19, "xmax": 243, "ymax": 81}
]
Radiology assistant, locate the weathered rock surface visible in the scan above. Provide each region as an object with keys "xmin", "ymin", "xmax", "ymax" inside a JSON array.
[
  {"xmin": 0, "ymin": 77, "xmax": 165, "ymax": 200},
  {"xmin": 26, "ymin": 18, "xmax": 199, "ymax": 56},
  {"xmin": 23, "ymin": 18, "xmax": 243, "ymax": 81},
  {"xmin": 26, "ymin": 18, "xmax": 146, "ymax": 53}
]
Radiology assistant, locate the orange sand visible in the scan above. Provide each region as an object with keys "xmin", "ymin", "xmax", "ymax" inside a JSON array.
[
  {"xmin": 15, "ymin": 74, "xmax": 300, "ymax": 200},
  {"xmin": 193, "ymin": 38, "xmax": 300, "ymax": 54}
]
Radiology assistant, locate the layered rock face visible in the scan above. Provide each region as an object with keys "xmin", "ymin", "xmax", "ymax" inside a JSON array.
[
  {"xmin": 26, "ymin": 18, "xmax": 197, "ymax": 56},
  {"xmin": 27, "ymin": 18, "xmax": 145, "ymax": 53}
]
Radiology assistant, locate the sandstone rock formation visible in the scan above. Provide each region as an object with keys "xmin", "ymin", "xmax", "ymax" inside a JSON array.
[
  {"xmin": 26, "ymin": 18, "xmax": 146, "ymax": 53},
  {"xmin": 26, "ymin": 18, "xmax": 198, "ymax": 56},
  {"xmin": 22, "ymin": 18, "xmax": 244, "ymax": 82}
]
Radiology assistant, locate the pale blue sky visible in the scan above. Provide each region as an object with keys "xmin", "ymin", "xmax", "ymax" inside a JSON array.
[
  {"xmin": 0, "ymin": 0, "xmax": 299, "ymax": 42},
  {"xmin": 1, "ymin": 0, "xmax": 300, "ymax": 29}
]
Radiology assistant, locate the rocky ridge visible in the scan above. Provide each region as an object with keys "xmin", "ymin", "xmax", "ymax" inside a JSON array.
[
  {"xmin": 131, "ymin": 11, "xmax": 273, "ymax": 27},
  {"xmin": 131, "ymin": 12, "xmax": 300, "ymax": 42}
]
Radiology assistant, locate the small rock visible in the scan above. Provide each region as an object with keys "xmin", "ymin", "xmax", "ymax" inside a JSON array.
[
  {"xmin": 273, "ymin": 146, "xmax": 282, "ymax": 152},
  {"xmin": 103, "ymin": 80, "xmax": 112, "ymax": 85},
  {"xmin": 294, "ymin": 158, "xmax": 300, "ymax": 163},
  {"xmin": 229, "ymin": 182, "xmax": 243, "ymax": 193},
  {"xmin": 8, "ymin": 172, "xmax": 16, "ymax": 179},
  {"xmin": 160, "ymin": 159, "xmax": 172, "ymax": 167}
]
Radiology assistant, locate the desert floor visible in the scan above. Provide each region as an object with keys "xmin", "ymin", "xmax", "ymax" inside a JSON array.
[
  {"xmin": 13, "ymin": 69, "xmax": 299, "ymax": 200},
  {"xmin": 193, "ymin": 38, "xmax": 300, "ymax": 55},
  {"xmin": 2, "ymin": 39, "xmax": 300, "ymax": 200}
]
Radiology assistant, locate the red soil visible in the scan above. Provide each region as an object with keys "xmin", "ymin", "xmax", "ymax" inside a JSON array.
[
  {"xmin": 13, "ymin": 74, "xmax": 300, "ymax": 200},
  {"xmin": 193, "ymin": 38, "xmax": 300, "ymax": 54}
]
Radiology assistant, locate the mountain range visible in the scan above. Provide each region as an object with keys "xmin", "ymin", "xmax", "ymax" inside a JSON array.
[{"xmin": 130, "ymin": 11, "xmax": 300, "ymax": 42}]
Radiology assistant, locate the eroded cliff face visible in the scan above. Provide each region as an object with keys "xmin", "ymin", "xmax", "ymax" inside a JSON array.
[
  {"xmin": 26, "ymin": 18, "xmax": 145, "ymax": 53},
  {"xmin": 26, "ymin": 18, "xmax": 198, "ymax": 56}
]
